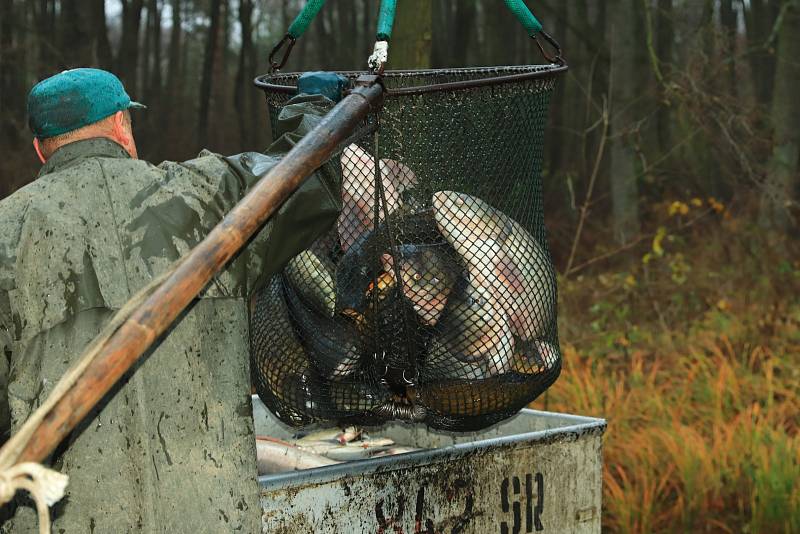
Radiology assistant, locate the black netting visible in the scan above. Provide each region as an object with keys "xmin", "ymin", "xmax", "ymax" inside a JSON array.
[{"xmin": 251, "ymin": 65, "xmax": 563, "ymax": 432}]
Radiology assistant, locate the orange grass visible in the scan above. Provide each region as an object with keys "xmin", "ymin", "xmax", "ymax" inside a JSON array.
[{"xmin": 534, "ymin": 219, "xmax": 800, "ymax": 533}]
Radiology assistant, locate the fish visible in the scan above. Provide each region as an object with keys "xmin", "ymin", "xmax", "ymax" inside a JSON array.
[
  {"xmin": 284, "ymin": 250, "xmax": 336, "ymax": 317},
  {"xmin": 284, "ymin": 280, "xmax": 365, "ymax": 379},
  {"xmin": 250, "ymin": 277, "xmax": 326, "ymax": 426},
  {"xmin": 337, "ymin": 144, "xmax": 418, "ymax": 252},
  {"xmin": 432, "ymin": 191, "xmax": 556, "ymax": 340},
  {"xmin": 421, "ymin": 284, "xmax": 515, "ymax": 380},
  {"xmin": 295, "ymin": 427, "xmax": 357, "ymax": 445},
  {"xmin": 256, "ymin": 437, "xmax": 340, "ymax": 474},
  {"xmin": 370, "ymin": 446, "xmax": 422, "ymax": 458},
  {"xmin": 334, "ymin": 210, "xmax": 443, "ymax": 317},
  {"xmin": 380, "ymin": 243, "xmax": 460, "ymax": 326}
]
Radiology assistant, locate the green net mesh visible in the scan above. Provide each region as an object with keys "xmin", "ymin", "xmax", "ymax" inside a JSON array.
[{"xmin": 252, "ymin": 65, "xmax": 563, "ymax": 431}]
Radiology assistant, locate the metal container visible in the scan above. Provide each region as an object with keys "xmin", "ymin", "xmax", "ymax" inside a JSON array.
[{"xmin": 253, "ymin": 396, "xmax": 605, "ymax": 533}]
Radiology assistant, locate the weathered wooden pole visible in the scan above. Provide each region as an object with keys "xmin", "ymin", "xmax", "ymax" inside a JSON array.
[{"xmin": 0, "ymin": 77, "xmax": 384, "ymax": 467}]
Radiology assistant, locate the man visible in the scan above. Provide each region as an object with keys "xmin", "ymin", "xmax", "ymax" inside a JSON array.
[{"xmin": 0, "ymin": 68, "xmax": 348, "ymax": 532}]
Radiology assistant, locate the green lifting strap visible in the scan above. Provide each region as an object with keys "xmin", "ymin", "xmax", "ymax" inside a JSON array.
[
  {"xmin": 376, "ymin": 0, "xmax": 540, "ymax": 43},
  {"xmin": 287, "ymin": 0, "xmax": 326, "ymax": 39},
  {"xmin": 504, "ymin": 0, "xmax": 543, "ymax": 36},
  {"xmin": 376, "ymin": 0, "xmax": 397, "ymax": 41}
]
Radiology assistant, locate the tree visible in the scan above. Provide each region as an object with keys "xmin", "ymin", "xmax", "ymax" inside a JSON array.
[
  {"xmin": 759, "ymin": 2, "xmax": 800, "ymax": 230},
  {"xmin": 608, "ymin": 0, "xmax": 642, "ymax": 244},
  {"xmin": 391, "ymin": 0, "xmax": 432, "ymax": 69},
  {"xmin": 118, "ymin": 0, "xmax": 145, "ymax": 98},
  {"xmin": 198, "ymin": 0, "xmax": 223, "ymax": 148}
]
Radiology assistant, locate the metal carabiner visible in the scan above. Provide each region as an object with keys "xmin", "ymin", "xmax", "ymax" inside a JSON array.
[
  {"xmin": 532, "ymin": 30, "xmax": 563, "ymax": 65},
  {"xmin": 268, "ymin": 34, "xmax": 297, "ymax": 73}
]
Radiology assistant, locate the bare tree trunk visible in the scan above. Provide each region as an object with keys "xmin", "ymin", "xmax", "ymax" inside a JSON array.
[
  {"xmin": 720, "ymin": 0, "xmax": 738, "ymax": 98},
  {"xmin": 118, "ymin": 0, "xmax": 145, "ymax": 98},
  {"xmin": 744, "ymin": 0, "xmax": 778, "ymax": 104},
  {"xmin": 198, "ymin": 0, "xmax": 222, "ymax": 148},
  {"xmin": 452, "ymin": 0, "xmax": 476, "ymax": 66},
  {"xmin": 93, "ymin": 0, "xmax": 113, "ymax": 70},
  {"xmin": 150, "ymin": 0, "xmax": 162, "ymax": 100},
  {"xmin": 391, "ymin": 0, "xmax": 432, "ymax": 69},
  {"xmin": 60, "ymin": 0, "xmax": 95, "ymax": 67},
  {"xmin": 362, "ymin": 0, "xmax": 373, "ymax": 64},
  {"xmin": 608, "ymin": 0, "xmax": 641, "ymax": 244},
  {"xmin": 235, "ymin": 0, "xmax": 254, "ymax": 148},
  {"xmin": 547, "ymin": 1, "xmax": 568, "ymax": 175},
  {"xmin": 656, "ymin": 0, "xmax": 673, "ymax": 155},
  {"xmin": 760, "ymin": 2, "xmax": 800, "ymax": 230},
  {"xmin": 0, "ymin": 0, "xmax": 18, "ymax": 118}
]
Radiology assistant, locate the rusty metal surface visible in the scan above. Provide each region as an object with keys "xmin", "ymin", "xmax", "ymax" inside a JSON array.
[{"xmin": 253, "ymin": 396, "xmax": 605, "ymax": 533}]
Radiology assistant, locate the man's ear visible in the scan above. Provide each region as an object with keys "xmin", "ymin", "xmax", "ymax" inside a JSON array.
[
  {"xmin": 111, "ymin": 111, "xmax": 128, "ymax": 142},
  {"xmin": 33, "ymin": 138, "xmax": 46, "ymax": 164},
  {"xmin": 111, "ymin": 111, "xmax": 137, "ymax": 158}
]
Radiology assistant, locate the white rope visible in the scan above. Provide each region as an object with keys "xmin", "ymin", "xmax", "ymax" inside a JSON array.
[
  {"xmin": 0, "ymin": 462, "xmax": 68, "ymax": 534},
  {"xmin": 368, "ymin": 40, "xmax": 389, "ymax": 72}
]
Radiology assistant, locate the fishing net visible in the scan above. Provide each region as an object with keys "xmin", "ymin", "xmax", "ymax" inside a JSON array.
[{"xmin": 251, "ymin": 65, "xmax": 564, "ymax": 431}]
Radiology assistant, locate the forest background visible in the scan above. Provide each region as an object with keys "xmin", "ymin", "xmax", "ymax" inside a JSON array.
[{"xmin": 0, "ymin": 0, "xmax": 798, "ymax": 532}]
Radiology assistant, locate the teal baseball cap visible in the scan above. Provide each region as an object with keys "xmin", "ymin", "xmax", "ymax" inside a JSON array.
[{"xmin": 27, "ymin": 68, "xmax": 146, "ymax": 139}]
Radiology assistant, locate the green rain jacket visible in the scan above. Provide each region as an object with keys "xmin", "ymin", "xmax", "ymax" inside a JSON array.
[{"xmin": 0, "ymin": 94, "xmax": 340, "ymax": 533}]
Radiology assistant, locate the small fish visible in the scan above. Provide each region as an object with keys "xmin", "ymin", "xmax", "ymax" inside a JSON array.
[
  {"xmin": 256, "ymin": 437, "xmax": 340, "ymax": 474},
  {"xmin": 432, "ymin": 191, "xmax": 556, "ymax": 340},
  {"xmin": 323, "ymin": 445, "xmax": 392, "ymax": 461},
  {"xmin": 337, "ymin": 426, "xmax": 361, "ymax": 444},
  {"xmin": 370, "ymin": 446, "xmax": 422, "ymax": 458},
  {"xmin": 344, "ymin": 437, "xmax": 395, "ymax": 448},
  {"xmin": 284, "ymin": 250, "xmax": 336, "ymax": 317},
  {"xmin": 295, "ymin": 428, "xmax": 347, "ymax": 444}
]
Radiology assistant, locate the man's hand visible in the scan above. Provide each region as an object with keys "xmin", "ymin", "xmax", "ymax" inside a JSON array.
[{"xmin": 296, "ymin": 72, "xmax": 350, "ymax": 103}]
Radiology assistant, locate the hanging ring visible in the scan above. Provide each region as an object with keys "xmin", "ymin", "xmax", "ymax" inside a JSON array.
[
  {"xmin": 532, "ymin": 30, "xmax": 563, "ymax": 65},
  {"xmin": 269, "ymin": 34, "xmax": 297, "ymax": 73}
]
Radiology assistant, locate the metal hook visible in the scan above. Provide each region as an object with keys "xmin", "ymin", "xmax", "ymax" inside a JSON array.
[
  {"xmin": 532, "ymin": 30, "xmax": 563, "ymax": 65},
  {"xmin": 268, "ymin": 34, "xmax": 297, "ymax": 73}
]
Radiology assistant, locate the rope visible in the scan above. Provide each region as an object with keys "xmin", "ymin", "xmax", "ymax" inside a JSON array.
[
  {"xmin": 0, "ymin": 259, "xmax": 182, "ymax": 532},
  {"xmin": 0, "ymin": 463, "xmax": 68, "ymax": 534}
]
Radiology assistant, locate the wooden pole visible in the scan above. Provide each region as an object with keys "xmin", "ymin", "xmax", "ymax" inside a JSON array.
[{"xmin": 4, "ymin": 79, "xmax": 384, "ymax": 465}]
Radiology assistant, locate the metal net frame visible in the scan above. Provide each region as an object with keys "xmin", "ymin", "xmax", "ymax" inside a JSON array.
[{"xmin": 252, "ymin": 64, "xmax": 565, "ymax": 431}]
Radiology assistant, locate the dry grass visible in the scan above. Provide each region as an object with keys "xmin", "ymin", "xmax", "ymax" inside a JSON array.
[{"xmin": 534, "ymin": 213, "xmax": 800, "ymax": 533}]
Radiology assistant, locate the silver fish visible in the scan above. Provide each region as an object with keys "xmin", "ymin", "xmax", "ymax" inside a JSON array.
[
  {"xmin": 256, "ymin": 437, "xmax": 340, "ymax": 474},
  {"xmin": 432, "ymin": 191, "xmax": 556, "ymax": 340},
  {"xmin": 370, "ymin": 446, "xmax": 422, "ymax": 458},
  {"xmin": 284, "ymin": 250, "xmax": 336, "ymax": 317}
]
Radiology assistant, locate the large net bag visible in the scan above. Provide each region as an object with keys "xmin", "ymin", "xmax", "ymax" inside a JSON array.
[{"xmin": 251, "ymin": 1, "xmax": 566, "ymax": 432}]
